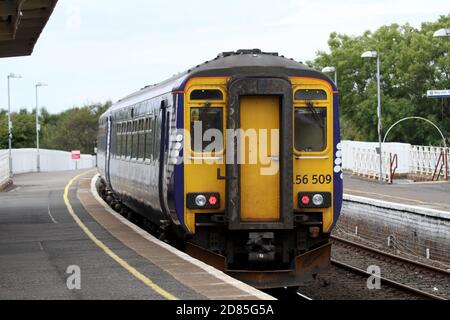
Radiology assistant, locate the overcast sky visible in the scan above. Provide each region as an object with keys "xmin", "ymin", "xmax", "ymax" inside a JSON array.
[{"xmin": 0, "ymin": 0, "xmax": 448, "ymax": 114}]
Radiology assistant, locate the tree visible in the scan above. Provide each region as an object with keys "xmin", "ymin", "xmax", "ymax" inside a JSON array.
[
  {"xmin": 41, "ymin": 101, "xmax": 111, "ymax": 154},
  {"xmin": 0, "ymin": 101, "xmax": 111, "ymax": 154},
  {"xmin": 310, "ymin": 14, "xmax": 450, "ymax": 146}
]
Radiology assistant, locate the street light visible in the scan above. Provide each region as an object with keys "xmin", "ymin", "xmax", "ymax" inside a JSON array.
[
  {"xmin": 433, "ymin": 28, "xmax": 450, "ymax": 37},
  {"xmin": 35, "ymin": 82, "xmax": 48, "ymax": 173},
  {"xmin": 361, "ymin": 50, "xmax": 383, "ymax": 183},
  {"xmin": 7, "ymin": 73, "xmax": 22, "ymax": 177},
  {"xmin": 322, "ymin": 66, "xmax": 337, "ymax": 87}
]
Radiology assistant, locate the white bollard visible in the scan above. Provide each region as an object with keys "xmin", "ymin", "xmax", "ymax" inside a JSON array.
[
  {"xmin": 426, "ymin": 248, "xmax": 430, "ymax": 259},
  {"xmin": 355, "ymin": 226, "xmax": 358, "ymax": 236}
]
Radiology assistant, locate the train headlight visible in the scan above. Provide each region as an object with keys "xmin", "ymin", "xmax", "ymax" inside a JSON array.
[
  {"xmin": 195, "ymin": 195, "xmax": 207, "ymax": 207},
  {"xmin": 312, "ymin": 194, "xmax": 324, "ymax": 206}
]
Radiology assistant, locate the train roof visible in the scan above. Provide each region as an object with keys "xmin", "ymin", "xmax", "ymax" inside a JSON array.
[{"xmin": 107, "ymin": 49, "xmax": 331, "ymax": 113}]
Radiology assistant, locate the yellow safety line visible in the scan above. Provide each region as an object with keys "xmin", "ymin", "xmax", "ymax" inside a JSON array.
[{"xmin": 63, "ymin": 171, "xmax": 178, "ymax": 300}]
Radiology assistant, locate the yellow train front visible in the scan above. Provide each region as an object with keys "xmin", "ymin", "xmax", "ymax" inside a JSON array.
[
  {"xmin": 178, "ymin": 50, "xmax": 342, "ymax": 288},
  {"xmin": 98, "ymin": 49, "xmax": 343, "ymax": 289}
]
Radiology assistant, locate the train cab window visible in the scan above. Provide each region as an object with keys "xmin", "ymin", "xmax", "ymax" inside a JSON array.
[
  {"xmin": 295, "ymin": 89, "xmax": 327, "ymax": 101},
  {"xmin": 190, "ymin": 89, "xmax": 223, "ymax": 101},
  {"xmin": 294, "ymin": 107, "xmax": 327, "ymax": 152},
  {"xmin": 190, "ymin": 107, "xmax": 223, "ymax": 152}
]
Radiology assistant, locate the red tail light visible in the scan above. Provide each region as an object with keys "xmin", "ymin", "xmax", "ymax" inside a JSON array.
[
  {"xmin": 301, "ymin": 195, "xmax": 311, "ymax": 205},
  {"xmin": 208, "ymin": 195, "xmax": 218, "ymax": 206}
]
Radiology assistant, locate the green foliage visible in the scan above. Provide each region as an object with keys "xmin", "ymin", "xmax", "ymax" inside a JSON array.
[
  {"xmin": 0, "ymin": 101, "xmax": 111, "ymax": 154},
  {"xmin": 311, "ymin": 14, "xmax": 450, "ymax": 145}
]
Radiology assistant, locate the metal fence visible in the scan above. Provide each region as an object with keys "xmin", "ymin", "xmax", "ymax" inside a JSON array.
[{"xmin": 0, "ymin": 150, "xmax": 9, "ymax": 187}]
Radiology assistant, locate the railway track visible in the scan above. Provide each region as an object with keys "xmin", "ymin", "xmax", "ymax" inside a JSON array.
[{"xmin": 331, "ymin": 235, "xmax": 450, "ymax": 300}]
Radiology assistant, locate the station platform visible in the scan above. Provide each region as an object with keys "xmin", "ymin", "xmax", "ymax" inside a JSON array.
[
  {"xmin": 0, "ymin": 170, "xmax": 273, "ymax": 300},
  {"xmin": 344, "ymin": 174, "xmax": 450, "ymax": 213}
]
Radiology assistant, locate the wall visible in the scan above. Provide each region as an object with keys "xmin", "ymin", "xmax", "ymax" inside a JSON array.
[
  {"xmin": 0, "ymin": 150, "xmax": 9, "ymax": 188},
  {"xmin": 336, "ymin": 195, "xmax": 450, "ymax": 264},
  {"xmin": 0, "ymin": 149, "xmax": 96, "ymax": 175}
]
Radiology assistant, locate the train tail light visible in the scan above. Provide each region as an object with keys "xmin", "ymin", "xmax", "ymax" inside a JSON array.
[
  {"xmin": 301, "ymin": 195, "xmax": 311, "ymax": 206},
  {"xmin": 208, "ymin": 195, "xmax": 218, "ymax": 206}
]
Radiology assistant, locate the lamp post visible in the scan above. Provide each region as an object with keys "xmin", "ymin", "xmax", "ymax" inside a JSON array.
[
  {"xmin": 361, "ymin": 51, "xmax": 383, "ymax": 183},
  {"xmin": 322, "ymin": 66, "xmax": 337, "ymax": 87},
  {"xmin": 7, "ymin": 73, "xmax": 22, "ymax": 177},
  {"xmin": 35, "ymin": 82, "xmax": 48, "ymax": 173}
]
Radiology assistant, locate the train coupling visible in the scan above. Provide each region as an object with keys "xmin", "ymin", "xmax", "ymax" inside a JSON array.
[{"xmin": 246, "ymin": 232, "xmax": 276, "ymax": 262}]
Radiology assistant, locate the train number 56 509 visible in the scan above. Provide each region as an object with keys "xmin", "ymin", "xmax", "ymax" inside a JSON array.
[{"xmin": 294, "ymin": 174, "xmax": 332, "ymax": 185}]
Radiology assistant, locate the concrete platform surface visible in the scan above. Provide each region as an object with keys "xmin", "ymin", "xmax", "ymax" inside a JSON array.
[
  {"xmin": 344, "ymin": 174, "xmax": 450, "ymax": 212},
  {"xmin": 0, "ymin": 170, "xmax": 272, "ymax": 300}
]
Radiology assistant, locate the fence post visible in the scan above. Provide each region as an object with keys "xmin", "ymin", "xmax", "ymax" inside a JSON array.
[{"xmin": 445, "ymin": 147, "xmax": 448, "ymax": 181}]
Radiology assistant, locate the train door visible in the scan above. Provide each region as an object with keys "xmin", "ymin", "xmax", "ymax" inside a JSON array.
[
  {"xmin": 240, "ymin": 96, "xmax": 280, "ymax": 222},
  {"xmin": 105, "ymin": 115, "xmax": 112, "ymax": 186}
]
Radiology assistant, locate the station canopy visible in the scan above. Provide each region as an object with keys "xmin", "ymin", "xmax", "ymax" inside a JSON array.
[{"xmin": 0, "ymin": 0, "xmax": 58, "ymax": 58}]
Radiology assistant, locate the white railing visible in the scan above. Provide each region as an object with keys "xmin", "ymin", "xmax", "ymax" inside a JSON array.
[
  {"xmin": 350, "ymin": 146, "xmax": 390, "ymax": 181},
  {"xmin": 0, "ymin": 150, "xmax": 9, "ymax": 187},
  {"xmin": 410, "ymin": 145, "xmax": 449, "ymax": 177},
  {"xmin": 342, "ymin": 141, "xmax": 449, "ymax": 180},
  {"xmin": 0, "ymin": 149, "xmax": 96, "ymax": 175}
]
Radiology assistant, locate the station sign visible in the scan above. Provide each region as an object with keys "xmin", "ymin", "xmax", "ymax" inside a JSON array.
[
  {"xmin": 427, "ymin": 90, "xmax": 450, "ymax": 98},
  {"xmin": 71, "ymin": 150, "xmax": 81, "ymax": 160}
]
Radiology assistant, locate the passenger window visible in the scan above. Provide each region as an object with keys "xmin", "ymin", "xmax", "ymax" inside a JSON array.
[
  {"xmin": 190, "ymin": 89, "xmax": 223, "ymax": 101},
  {"xmin": 294, "ymin": 107, "xmax": 327, "ymax": 152},
  {"xmin": 117, "ymin": 123, "xmax": 122, "ymax": 157},
  {"xmin": 132, "ymin": 121, "xmax": 138, "ymax": 159},
  {"xmin": 138, "ymin": 119, "xmax": 145, "ymax": 159},
  {"xmin": 126, "ymin": 122, "xmax": 132, "ymax": 157},
  {"xmin": 122, "ymin": 122, "xmax": 127, "ymax": 157},
  {"xmin": 145, "ymin": 117, "xmax": 153, "ymax": 160},
  {"xmin": 190, "ymin": 107, "xmax": 223, "ymax": 152},
  {"xmin": 153, "ymin": 115, "xmax": 160, "ymax": 159},
  {"xmin": 295, "ymin": 89, "xmax": 327, "ymax": 101}
]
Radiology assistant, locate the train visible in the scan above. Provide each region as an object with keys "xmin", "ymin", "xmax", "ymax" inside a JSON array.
[{"xmin": 97, "ymin": 49, "xmax": 343, "ymax": 289}]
